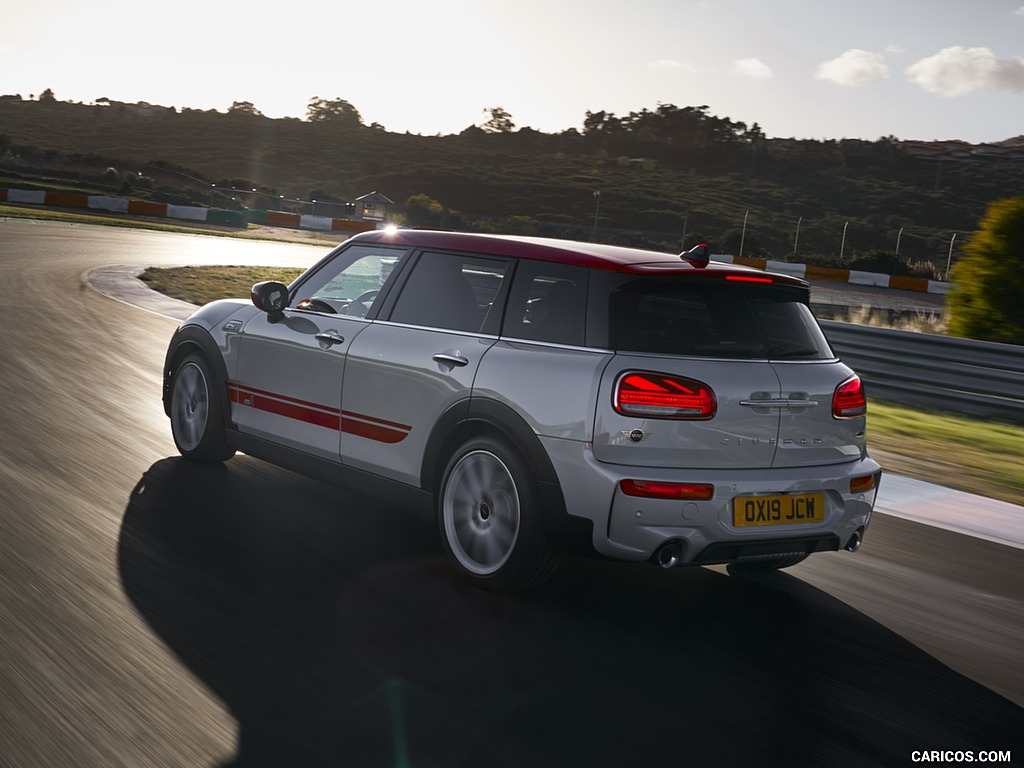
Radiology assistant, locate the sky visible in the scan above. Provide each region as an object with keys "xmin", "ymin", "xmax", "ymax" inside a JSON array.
[{"xmin": 2, "ymin": 0, "xmax": 1023, "ymax": 144}]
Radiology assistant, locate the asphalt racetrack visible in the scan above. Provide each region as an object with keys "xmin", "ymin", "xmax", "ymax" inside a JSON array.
[{"xmin": 0, "ymin": 219, "xmax": 1021, "ymax": 767}]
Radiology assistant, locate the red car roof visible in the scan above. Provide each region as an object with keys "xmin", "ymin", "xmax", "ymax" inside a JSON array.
[{"xmin": 352, "ymin": 229, "xmax": 807, "ymax": 285}]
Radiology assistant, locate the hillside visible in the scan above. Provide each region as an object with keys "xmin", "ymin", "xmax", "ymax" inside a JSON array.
[{"xmin": 2, "ymin": 94, "xmax": 1022, "ymax": 271}]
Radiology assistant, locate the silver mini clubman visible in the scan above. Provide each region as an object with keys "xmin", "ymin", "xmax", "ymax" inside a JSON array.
[{"xmin": 163, "ymin": 229, "xmax": 881, "ymax": 590}]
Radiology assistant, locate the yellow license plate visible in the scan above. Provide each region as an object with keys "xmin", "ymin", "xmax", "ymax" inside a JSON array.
[{"xmin": 733, "ymin": 493, "xmax": 825, "ymax": 527}]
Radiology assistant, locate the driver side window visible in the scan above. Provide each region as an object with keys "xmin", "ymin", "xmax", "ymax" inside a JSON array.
[{"xmin": 292, "ymin": 244, "xmax": 408, "ymax": 317}]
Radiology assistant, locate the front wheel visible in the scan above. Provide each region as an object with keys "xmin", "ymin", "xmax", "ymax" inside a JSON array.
[
  {"xmin": 169, "ymin": 353, "xmax": 234, "ymax": 463},
  {"xmin": 438, "ymin": 436, "xmax": 558, "ymax": 591}
]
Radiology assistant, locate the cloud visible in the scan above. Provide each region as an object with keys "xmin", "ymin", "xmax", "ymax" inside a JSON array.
[
  {"xmin": 1015, "ymin": 5, "xmax": 1024, "ymax": 17},
  {"xmin": 816, "ymin": 49, "xmax": 889, "ymax": 86},
  {"xmin": 732, "ymin": 58, "xmax": 773, "ymax": 80},
  {"xmin": 906, "ymin": 46, "xmax": 1024, "ymax": 96}
]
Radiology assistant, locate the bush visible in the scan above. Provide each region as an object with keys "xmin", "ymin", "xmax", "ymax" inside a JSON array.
[
  {"xmin": 947, "ymin": 198, "xmax": 1024, "ymax": 344},
  {"xmin": 847, "ymin": 250, "xmax": 922, "ymax": 277}
]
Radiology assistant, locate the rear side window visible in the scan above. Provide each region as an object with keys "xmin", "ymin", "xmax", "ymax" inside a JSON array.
[
  {"xmin": 613, "ymin": 278, "xmax": 833, "ymax": 360},
  {"xmin": 503, "ymin": 261, "xmax": 588, "ymax": 346}
]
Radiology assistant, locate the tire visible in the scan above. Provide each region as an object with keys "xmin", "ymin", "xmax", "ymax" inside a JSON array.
[
  {"xmin": 438, "ymin": 436, "xmax": 558, "ymax": 591},
  {"xmin": 726, "ymin": 553, "xmax": 809, "ymax": 575},
  {"xmin": 169, "ymin": 353, "xmax": 234, "ymax": 463}
]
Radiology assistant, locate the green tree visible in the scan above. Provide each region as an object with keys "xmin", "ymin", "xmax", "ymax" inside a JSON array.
[
  {"xmin": 947, "ymin": 197, "xmax": 1024, "ymax": 344},
  {"xmin": 404, "ymin": 194, "xmax": 447, "ymax": 227},
  {"xmin": 582, "ymin": 110, "xmax": 623, "ymax": 135},
  {"xmin": 228, "ymin": 100, "xmax": 263, "ymax": 116},
  {"xmin": 406, "ymin": 193, "xmax": 444, "ymax": 214},
  {"xmin": 306, "ymin": 97, "xmax": 363, "ymax": 125},
  {"xmin": 481, "ymin": 106, "xmax": 515, "ymax": 133}
]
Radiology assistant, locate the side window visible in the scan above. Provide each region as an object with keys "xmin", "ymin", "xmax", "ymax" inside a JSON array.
[
  {"xmin": 389, "ymin": 251, "xmax": 510, "ymax": 333},
  {"xmin": 292, "ymin": 244, "xmax": 408, "ymax": 318},
  {"xmin": 503, "ymin": 261, "xmax": 588, "ymax": 346}
]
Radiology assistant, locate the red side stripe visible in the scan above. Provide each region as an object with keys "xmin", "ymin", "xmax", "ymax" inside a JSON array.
[
  {"xmin": 341, "ymin": 416, "xmax": 409, "ymax": 444},
  {"xmin": 229, "ymin": 382, "xmax": 411, "ymax": 443},
  {"xmin": 341, "ymin": 410, "xmax": 410, "ymax": 431},
  {"xmin": 230, "ymin": 383, "xmax": 340, "ymax": 416},
  {"xmin": 229, "ymin": 383, "xmax": 340, "ymax": 430}
]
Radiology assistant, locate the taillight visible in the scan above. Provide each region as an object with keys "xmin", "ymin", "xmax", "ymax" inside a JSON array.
[
  {"xmin": 850, "ymin": 474, "xmax": 875, "ymax": 494},
  {"xmin": 619, "ymin": 480, "xmax": 715, "ymax": 500},
  {"xmin": 833, "ymin": 376, "xmax": 866, "ymax": 418},
  {"xmin": 615, "ymin": 372, "xmax": 716, "ymax": 419}
]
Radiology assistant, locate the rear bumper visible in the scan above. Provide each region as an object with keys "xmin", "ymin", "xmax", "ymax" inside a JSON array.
[
  {"xmin": 540, "ymin": 436, "xmax": 881, "ymax": 564},
  {"xmin": 690, "ymin": 533, "xmax": 842, "ymax": 565}
]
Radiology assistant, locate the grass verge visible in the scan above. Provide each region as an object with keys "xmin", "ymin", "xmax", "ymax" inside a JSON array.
[
  {"xmin": 868, "ymin": 401, "xmax": 1024, "ymax": 506},
  {"xmin": 139, "ymin": 266, "xmax": 304, "ymax": 305}
]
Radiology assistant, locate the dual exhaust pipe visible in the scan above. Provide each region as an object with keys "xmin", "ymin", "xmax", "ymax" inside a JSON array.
[
  {"xmin": 653, "ymin": 541, "xmax": 682, "ymax": 569},
  {"xmin": 653, "ymin": 527, "xmax": 864, "ymax": 569},
  {"xmin": 845, "ymin": 529, "xmax": 864, "ymax": 552}
]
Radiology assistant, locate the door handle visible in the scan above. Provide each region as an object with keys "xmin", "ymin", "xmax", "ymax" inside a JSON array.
[
  {"xmin": 315, "ymin": 332, "xmax": 345, "ymax": 346},
  {"xmin": 433, "ymin": 352, "xmax": 469, "ymax": 368}
]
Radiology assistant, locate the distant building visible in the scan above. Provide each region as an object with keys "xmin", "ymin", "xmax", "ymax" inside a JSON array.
[{"xmin": 355, "ymin": 191, "xmax": 393, "ymax": 222}]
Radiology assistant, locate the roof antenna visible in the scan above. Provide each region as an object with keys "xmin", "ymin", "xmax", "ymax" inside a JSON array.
[{"xmin": 679, "ymin": 243, "xmax": 710, "ymax": 268}]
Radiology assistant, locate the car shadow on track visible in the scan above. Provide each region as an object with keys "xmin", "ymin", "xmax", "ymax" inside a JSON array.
[{"xmin": 118, "ymin": 457, "xmax": 1024, "ymax": 768}]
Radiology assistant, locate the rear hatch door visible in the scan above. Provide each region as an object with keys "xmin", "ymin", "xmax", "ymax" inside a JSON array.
[
  {"xmin": 592, "ymin": 273, "xmax": 864, "ymax": 471},
  {"xmin": 769, "ymin": 360, "xmax": 865, "ymax": 468},
  {"xmin": 593, "ymin": 356, "xmax": 781, "ymax": 470}
]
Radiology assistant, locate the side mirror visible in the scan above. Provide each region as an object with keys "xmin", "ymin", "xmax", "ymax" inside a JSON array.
[{"xmin": 251, "ymin": 281, "xmax": 289, "ymax": 320}]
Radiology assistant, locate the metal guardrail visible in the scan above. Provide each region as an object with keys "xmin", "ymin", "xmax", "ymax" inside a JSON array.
[{"xmin": 822, "ymin": 321, "xmax": 1024, "ymax": 423}]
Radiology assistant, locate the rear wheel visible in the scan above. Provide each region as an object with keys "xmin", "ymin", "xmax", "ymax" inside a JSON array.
[
  {"xmin": 169, "ymin": 353, "xmax": 234, "ymax": 463},
  {"xmin": 726, "ymin": 553, "xmax": 809, "ymax": 575},
  {"xmin": 438, "ymin": 436, "xmax": 558, "ymax": 591}
]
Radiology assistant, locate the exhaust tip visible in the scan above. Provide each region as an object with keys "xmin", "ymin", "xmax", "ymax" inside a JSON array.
[
  {"xmin": 845, "ymin": 529, "xmax": 864, "ymax": 553},
  {"xmin": 653, "ymin": 541, "xmax": 682, "ymax": 569}
]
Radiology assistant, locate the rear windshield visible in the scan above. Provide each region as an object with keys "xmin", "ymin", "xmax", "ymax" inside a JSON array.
[{"xmin": 613, "ymin": 278, "xmax": 833, "ymax": 360}]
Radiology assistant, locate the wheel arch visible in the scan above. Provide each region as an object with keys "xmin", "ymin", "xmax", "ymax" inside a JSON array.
[
  {"xmin": 162, "ymin": 325, "xmax": 231, "ymax": 419},
  {"xmin": 420, "ymin": 397, "xmax": 558, "ymax": 493},
  {"xmin": 421, "ymin": 397, "xmax": 595, "ymax": 556}
]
